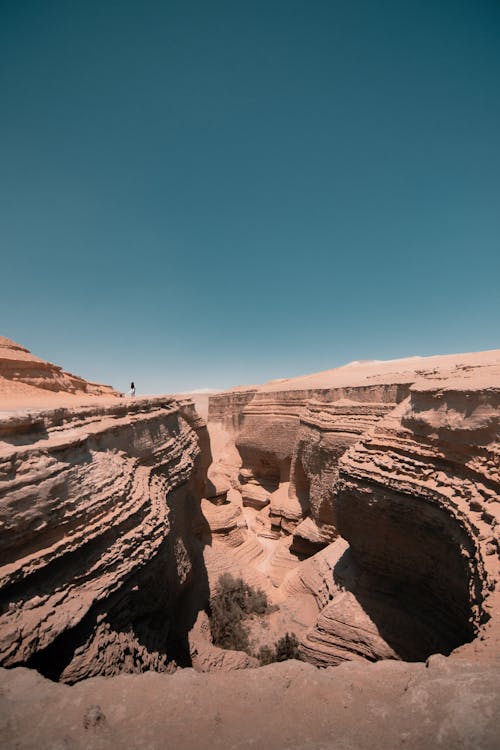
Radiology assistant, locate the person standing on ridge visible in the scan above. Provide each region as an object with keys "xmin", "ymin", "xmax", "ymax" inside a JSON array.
[{"xmin": 129, "ymin": 381, "xmax": 136, "ymax": 397}]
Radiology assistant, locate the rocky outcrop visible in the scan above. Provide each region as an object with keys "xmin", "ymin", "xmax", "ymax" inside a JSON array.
[
  {"xmin": 208, "ymin": 352, "xmax": 494, "ymax": 540},
  {"xmin": 0, "ymin": 338, "xmax": 117, "ymax": 401},
  {"xmin": 0, "ymin": 396, "xmax": 211, "ymax": 682},
  {"xmin": 335, "ymin": 366, "xmax": 500, "ymax": 662},
  {"xmin": 207, "ymin": 351, "xmax": 500, "ymax": 667},
  {"xmin": 2, "ymin": 657, "xmax": 499, "ymax": 750},
  {"xmin": 287, "ymin": 399, "xmax": 394, "ymax": 550}
]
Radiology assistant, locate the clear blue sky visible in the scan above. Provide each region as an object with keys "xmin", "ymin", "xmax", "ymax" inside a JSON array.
[{"xmin": 1, "ymin": 0, "xmax": 499, "ymax": 394}]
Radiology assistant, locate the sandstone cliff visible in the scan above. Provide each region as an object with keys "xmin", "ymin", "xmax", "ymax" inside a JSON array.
[
  {"xmin": 1, "ymin": 342, "xmax": 499, "ymax": 748},
  {"xmin": 334, "ymin": 367, "xmax": 500, "ymax": 661},
  {"xmin": 0, "ymin": 392, "xmax": 213, "ymax": 682},
  {"xmin": 206, "ymin": 350, "xmax": 500, "ymax": 667}
]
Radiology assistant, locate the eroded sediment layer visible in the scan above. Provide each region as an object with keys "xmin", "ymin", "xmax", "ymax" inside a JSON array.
[
  {"xmin": 207, "ymin": 352, "xmax": 498, "ymax": 538},
  {"xmin": 287, "ymin": 399, "xmax": 394, "ymax": 549},
  {"xmin": 1, "ymin": 344, "xmax": 499, "ymax": 687},
  {"xmin": 207, "ymin": 351, "xmax": 500, "ymax": 666},
  {"xmin": 0, "ymin": 337, "xmax": 117, "ymax": 400},
  {"xmin": 335, "ymin": 371, "xmax": 500, "ymax": 661},
  {"xmin": 0, "ymin": 396, "xmax": 210, "ymax": 682}
]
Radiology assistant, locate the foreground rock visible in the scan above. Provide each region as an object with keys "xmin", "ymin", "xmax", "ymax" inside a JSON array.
[{"xmin": 1, "ymin": 658, "xmax": 499, "ymax": 750}]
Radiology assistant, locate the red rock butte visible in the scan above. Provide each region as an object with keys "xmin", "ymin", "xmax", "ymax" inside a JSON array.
[{"xmin": 0, "ymin": 338, "xmax": 499, "ymax": 749}]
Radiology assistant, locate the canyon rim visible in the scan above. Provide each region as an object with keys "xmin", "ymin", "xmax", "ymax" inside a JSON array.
[{"xmin": 0, "ymin": 337, "xmax": 499, "ymax": 749}]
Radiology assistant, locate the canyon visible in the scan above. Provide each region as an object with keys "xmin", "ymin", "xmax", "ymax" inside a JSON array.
[{"xmin": 0, "ymin": 337, "xmax": 499, "ymax": 748}]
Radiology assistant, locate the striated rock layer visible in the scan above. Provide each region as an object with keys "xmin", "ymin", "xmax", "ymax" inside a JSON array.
[
  {"xmin": 0, "ymin": 337, "xmax": 117, "ymax": 403},
  {"xmin": 2, "ymin": 657, "xmax": 499, "ymax": 750},
  {"xmin": 207, "ymin": 350, "xmax": 500, "ymax": 667},
  {"xmin": 0, "ymin": 396, "xmax": 211, "ymax": 682},
  {"xmin": 335, "ymin": 369, "xmax": 500, "ymax": 662},
  {"xmin": 1, "ymin": 340, "xmax": 499, "ymax": 696},
  {"xmin": 288, "ymin": 399, "xmax": 394, "ymax": 551}
]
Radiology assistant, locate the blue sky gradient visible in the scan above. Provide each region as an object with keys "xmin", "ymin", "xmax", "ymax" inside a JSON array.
[{"xmin": 1, "ymin": 0, "xmax": 499, "ymax": 393}]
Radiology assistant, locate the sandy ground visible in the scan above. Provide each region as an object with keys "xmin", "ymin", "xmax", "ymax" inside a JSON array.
[
  {"xmin": 226, "ymin": 348, "xmax": 500, "ymax": 393},
  {"xmin": 2, "ymin": 658, "xmax": 499, "ymax": 750}
]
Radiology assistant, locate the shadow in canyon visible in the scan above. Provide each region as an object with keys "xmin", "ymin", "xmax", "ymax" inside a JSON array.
[
  {"xmin": 331, "ymin": 544, "xmax": 476, "ymax": 663},
  {"xmin": 26, "ymin": 483, "xmax": 214, "ymax": 683}
]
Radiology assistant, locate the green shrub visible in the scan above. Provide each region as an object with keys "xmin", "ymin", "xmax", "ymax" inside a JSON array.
[
  {"xmin": 275, "ymin": 632, "xmax": 301, "ymax": 661},
  {"xmin": 209, "ymin": 573, "xmax": 269, "ymax": 652},
  {"xmin": 257, "ymin": 644, "xmax": 276, "ymax": 665},
  {"xmin": 257, "ymin": 632, "xmax": 301, "ymax": 665},
  {"xmin": 209, "ymin": 575, "xmax": 301, "ymax": 664}
]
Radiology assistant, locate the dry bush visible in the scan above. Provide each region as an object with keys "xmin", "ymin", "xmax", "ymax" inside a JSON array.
[
  {"xmin": 257, "ymin": 632, "xmax": 301, "ymax": 665},
  {"xmin": 209, "ymin": 573, "xmax": 269, "ymax": 652}
]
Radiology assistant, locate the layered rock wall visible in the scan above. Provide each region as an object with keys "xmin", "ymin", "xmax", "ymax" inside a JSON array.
[
  {"xmin": 0, "ymin": 397, "xmax": 211, "ymax": 682},
  {"xmin": 210, "ymin": 382, "xmax": 411, "ymax": 543},
  {"xmin": 286, "ymin": 399, "xmax": 394, "ymax": 550},
  {"xmin": 207, "ymin": 352, "xmax": 500, "ymax": 666},
  {"xmin": 0, "ymin": 338, "xmax": 117, "ymax": 399},
  {"xmin": 336, "ymin": 374, "xmax": 500, "ymax": 660},
  {"xmin": 1, "ymin": 345, "xmax": 499, "ymax": 687}
]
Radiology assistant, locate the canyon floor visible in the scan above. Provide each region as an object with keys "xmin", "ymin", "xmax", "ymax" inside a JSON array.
[{"xmin": 0, "ymin": 337, "xmax": 499, "ymax": 749}]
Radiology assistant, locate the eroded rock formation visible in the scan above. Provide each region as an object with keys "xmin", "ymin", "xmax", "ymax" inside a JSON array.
[
  {"xmin": 1, "ymin": 339, "xmax": 499, "ymax": 725},
  {"xmin": 0, "ymin": 338, "xmax": 117, "ymax": 402},
  {"xmin": 0, "ymin": 391, "xmax": 212, "ymax": 682},
  {"xmin": 206, "ymin": 350, "xmax": 500, "ymax": 668},
  {"xmin": 335, "ymin": 369, "xmax": 500, "ymax": 661}
]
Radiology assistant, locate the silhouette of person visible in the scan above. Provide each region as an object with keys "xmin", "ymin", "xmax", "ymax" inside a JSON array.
[{"xmin": 130, "ymin": 381, "xmax": 136, "ymax": 397}]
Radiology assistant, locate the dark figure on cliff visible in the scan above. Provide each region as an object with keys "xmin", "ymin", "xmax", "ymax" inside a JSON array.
[{"xmin": 129, "ymin": 382, "xmax": 136, "ymax": 397}]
